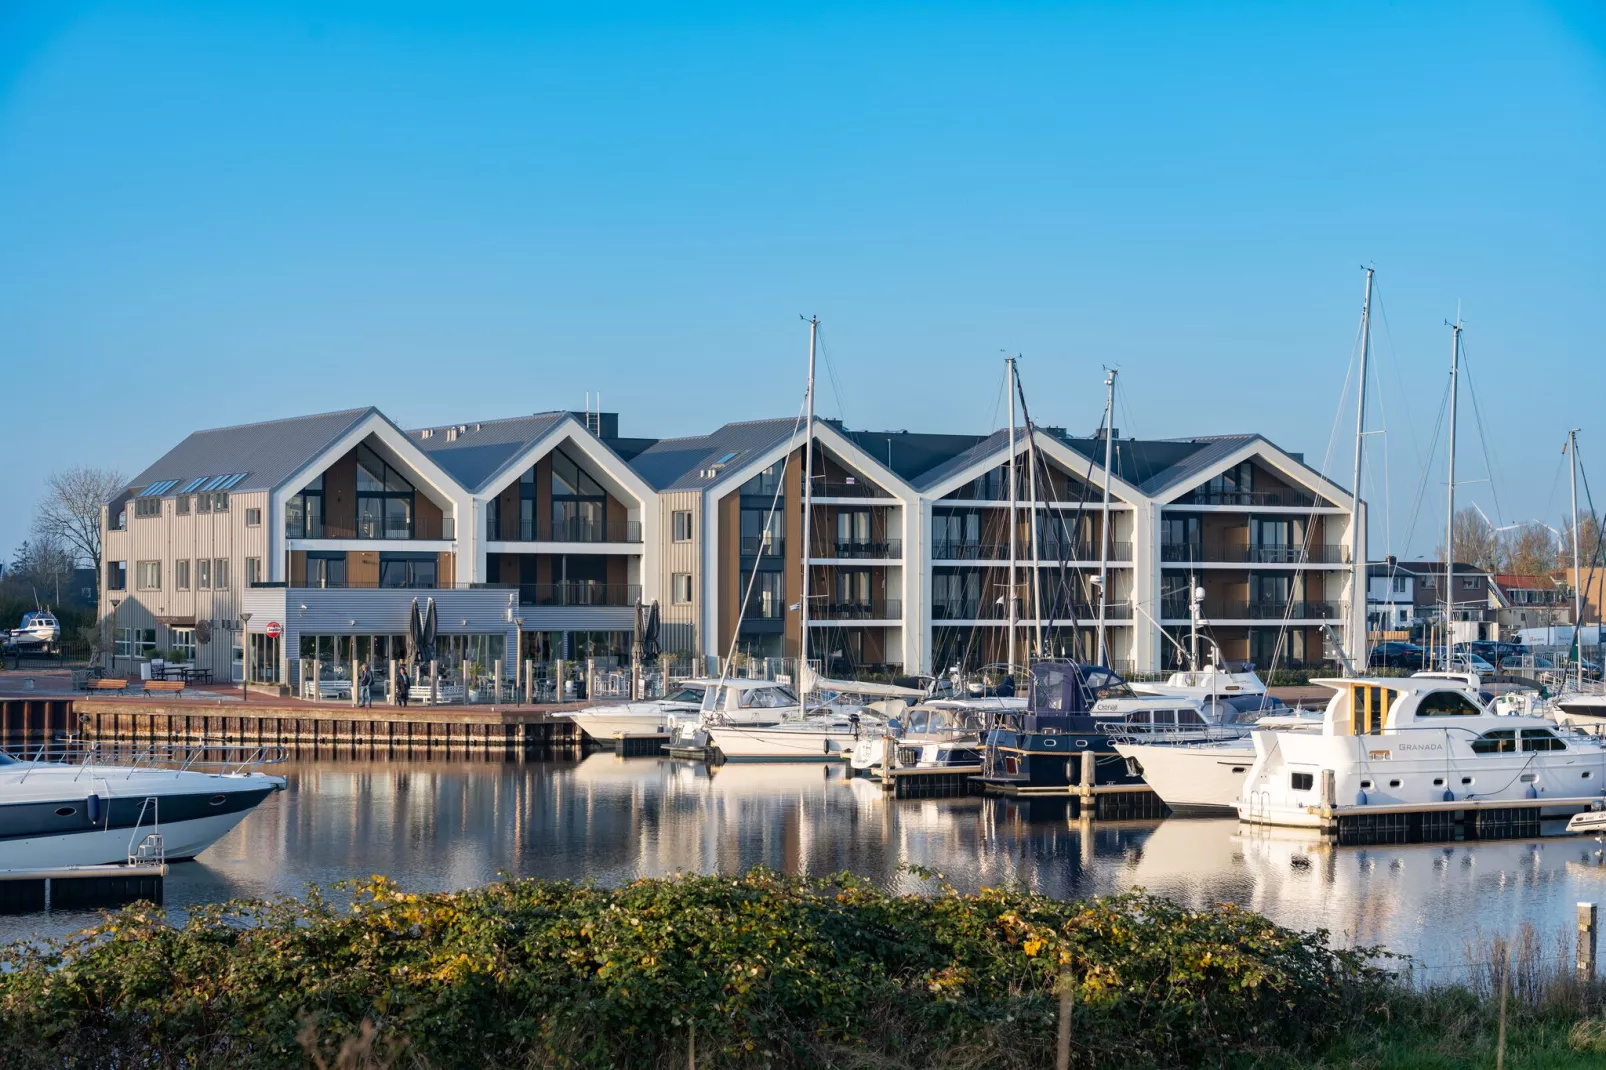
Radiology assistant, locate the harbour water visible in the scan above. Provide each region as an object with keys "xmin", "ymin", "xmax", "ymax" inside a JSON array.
[{"xmin": 6, "ymin": 751, "xmax": 1606, "ymax": 978}]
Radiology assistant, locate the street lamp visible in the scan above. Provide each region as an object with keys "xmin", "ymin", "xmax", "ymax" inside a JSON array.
[{"xmin": 240, "ymin": 612, "xmax": 252, "ymax": 701}]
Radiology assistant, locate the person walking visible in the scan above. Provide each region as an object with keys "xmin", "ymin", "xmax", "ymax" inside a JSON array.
[
  {"xmin": 397, "ymin": 664, "xmax": 410, "ymax": 707},
  {"xmin": 358, "ymin": 662, "xmax": 373, "ymax": 708}
]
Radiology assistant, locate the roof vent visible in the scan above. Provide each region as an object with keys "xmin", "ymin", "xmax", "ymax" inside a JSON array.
[
  {"xmin": 446, "ymin": 427, "xmax": 458, "ymax": 442},
  {"xmin": 421, "ymin": 429, "xmax": 433, "ymax": 439},
  {"xmin": 474, "ymin": 423, "xmax": 481, "ymax": 432}
]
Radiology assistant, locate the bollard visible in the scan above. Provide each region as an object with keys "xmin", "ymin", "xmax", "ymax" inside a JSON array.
[
  {"xmin": 430, "ymin": 660, "xmax": 439, "ymax": 706},
  {"xmin": 882, "ymin": 733, "xmax": 896, "ymax": 784},
  {"xmin": 525, "ymin": 659, "xmax": 534, "ymax": 705},
  {"xmin": 1580, "ymin": 902, "xmax": 1598, "ymax": 983},
  {"xmin": 388, "ymin": 660, "xmax": 398, "ymax": 706},
  {"xmin": 1079, "ymin": 748, "xmax": 1095, "ymax": 793},
  {"xmin": 556, "ymin": 658, "xmax": 566, "ymax": 700}
]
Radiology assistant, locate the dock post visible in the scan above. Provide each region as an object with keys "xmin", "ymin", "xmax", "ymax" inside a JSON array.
[
  {"xmin": 430, "ymin": 660, "xmax": 439, "ymax": 705},
  {"xmin": 524, "ymin": 659, "xmax": 534, "ymax": 705},
  {"xmin": 881, "ymin": 734, "xmax": 895, "ymax": 787},
  {"xmin": 352, "ymin": 661, "xmax": 360, "ymax": 708},
  {"xmin": 1079, "ymin": 749, "xmax": 1095, "ymax": 812},
  {"xmin": 556, "ymin": 658, "xmax": 566, "ymax": 701},
  {"xmin": 312, "ymin": 659, "xmax": 321, "ymax": 702},
  {"xmin": 389, "ymin": 660, "xmax": 398, "ymax": 706},
  {"xmin": 493, "ymin": 659, "xmax": 503, "ymax": 704},
  {"xmin": 587, "ymin": 658, "xmax": 597, "ymax": 702},
  {"xmin": 632, "ymin": 657, "xmax": 642, "ymax": 701},
  {"xmin": 1580, "ymin": 902, "xmax": 1598, "ymax": 982}
]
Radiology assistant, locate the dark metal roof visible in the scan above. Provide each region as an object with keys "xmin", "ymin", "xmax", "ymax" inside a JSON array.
[
  {"xmin": 408, "ymin": 412, "xmax": 567, "ymax": 493},
  {"xmin": 124, "ymin": 408, "xmax": 374, "ymax": 496},
  {"xmin": 627, "ymin": 418, "xmax": 805, "ymax": 491}
]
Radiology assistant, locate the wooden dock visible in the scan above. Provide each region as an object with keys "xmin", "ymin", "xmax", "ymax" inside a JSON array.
[
  {"xmin": 0, "ymin": 693, "xmax": 589, "ymax": 755},
  {"xmin": 0, "ymin": 863, "xmax": 167, "ymax": 913},
  {"xmin": 612, "ymin": 732, "xmax": 671, "ymax": 757}
]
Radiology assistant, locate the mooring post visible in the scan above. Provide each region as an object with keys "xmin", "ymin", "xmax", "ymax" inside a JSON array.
[
  {"xmin": 493, "ymin": 659, "xmax": 503, "ymax": 704},
  {"xmin": 1079, "ymin": 748, "xmax": 1095, "ymax": 803},
  {"xmin": 881, "ymin": 733, "xmax": 896, "ymax": 788},
  {"xmin": 1580, "ymin": 902, "xmax": 1598, "ymax": 982},
  {"xmin": 430, "ymin": 660, "xmax": 439, "ymax": 706},
  {"xmin": 555, "ymin": 658, "xmax": 566, "ymax": 701},
  {"xmin": 524, "ymin": 659, "xmax": 534, "ymax": 705},
  {"xmin": 388, "ymin": 660, "xmax": 398, "ymax": 706},
  {"xmin": 586, "ymin": 658, "xmax": 597, "ymax": 702},
  {"xmin": 312, "ymin": 659, "xmax": 321, "ymax": 703}
]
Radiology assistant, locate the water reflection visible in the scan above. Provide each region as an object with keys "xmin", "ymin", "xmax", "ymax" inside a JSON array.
[{"xmin": 7, "ymin": 752, "xmax": 1606, "ymax": 972}]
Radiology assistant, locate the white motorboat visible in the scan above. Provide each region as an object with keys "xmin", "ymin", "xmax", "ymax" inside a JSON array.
[
  {"xmin": 1551, "ymin": 691, "xmax": 1606, "ymax": 731},
  {"xmin": 666, "ymin": 678, "xmax": 820, "ymax": 753},
  {"xmin": 4, "ymin": 609, "xmax": 60, "ymax": 652},
  {"xmin": 0, "ymin": 744, "xmax": 287, "ymax": 868},
  {"xmin": 1129, "ymin": 663, "xmax": 1268, "ymax": 702},
  {"xmin": 1237, "ymin": 673, "xmax": 1606, "ymax": 830},
  {"xmin": 705, "ymin": 709, "xmax": 883, "ymax": 762},
  {"xmin": 566, "ymin": 683, "xmax": 709, "ymax": 746},
  {"xmin": 849, "ymin": 698, "xmax": 1003, "ymax": 774}
]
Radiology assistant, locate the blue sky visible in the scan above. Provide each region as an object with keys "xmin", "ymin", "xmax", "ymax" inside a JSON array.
[{"xmin": 2, "ymin": 1, "xmax": 1603, "ymax": 565}]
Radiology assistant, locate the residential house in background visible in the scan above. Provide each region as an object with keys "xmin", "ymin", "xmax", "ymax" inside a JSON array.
[{"xmin": 1489, "ymin": 573, "xmax": 1572, "ymax": 638}]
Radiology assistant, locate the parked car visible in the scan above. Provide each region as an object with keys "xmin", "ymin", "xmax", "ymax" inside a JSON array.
[
  {"xmin": 1467, "ymin": 640, "xmax": 1527, "ymax": 668},
  {"xmin": 1369, "ymin": 641, "xmax": 1423, "ymax": 669}
]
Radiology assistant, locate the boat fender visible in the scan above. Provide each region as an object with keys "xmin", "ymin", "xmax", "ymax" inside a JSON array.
[
  {"xmin": 87, "ymin": 793, "xmax": 102, "ymax": 824},
  {"xmin": 1355, "ymin": 790, "xmax": 1368, "ymax": 806},
  {"xmin": 1525, "ymin": 784, "xmax": 1539, "ymax": 800},
  {"xmin": 1442, "ymin": 789, "xmax": 1455, "ymax": 802}
]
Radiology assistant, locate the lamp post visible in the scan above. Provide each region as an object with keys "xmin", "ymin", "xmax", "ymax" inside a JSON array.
[
  {"xmin": 107, "ymin": 599, "xmax": 122, "ymax": 675},
  {"xmin": 240, "ymin": 612, "xmax": 252, "ymax": 702}
]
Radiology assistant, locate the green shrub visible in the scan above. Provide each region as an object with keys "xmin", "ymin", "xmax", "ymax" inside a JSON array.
[{"xmin": 0, "ymin": 870, "xmax": 1386, "ymax": 1069}]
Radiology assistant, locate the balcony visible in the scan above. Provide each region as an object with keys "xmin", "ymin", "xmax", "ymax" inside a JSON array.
[
  {"xmin": 290, "ymin": 515, "xmax": 456, "ymax": 541},
  {"xmin": 517, "ymin": 582, "xmax": 642, "ymax": 607},
  {"xmin": 1174, "ymin": 490, "xmax": 1319, "ymax": 508},
  {"xmin": 931, "ymin": 539, "xmax": 1132, "ymax": 562},
  {"xmin": 813, "ymin": 598, "xmax": 903, "ymax": 621},
  {"xmin": 815, "ymin": 480, "xmax": 890, "ymax": 498},
  {"xmin": 1161, "ymin": 543, "xmax": 1350, "ymax": 564},
  {"xmin": 931, "ymin": 599, "xmax": 1133, "ymax": 621},
  {"xmin": 1161, "ymin": 599, "xmax": 1342, "ymax": 620},
  {"xmin": 486, "ymin": 518, "xmax": 642, "ymax": 543},
  {"xmin": 811, "ymin": 538, "xmax": 902, "ymax": 560},
  {"xmin": 740, "ymin": 536, "xmax": 785, "ymax": 557}
]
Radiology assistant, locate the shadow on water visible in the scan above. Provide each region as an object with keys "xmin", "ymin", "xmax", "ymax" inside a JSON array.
[{"xmin": 7, "ymin": 750, "xmax": 1606, "ymax": 973}]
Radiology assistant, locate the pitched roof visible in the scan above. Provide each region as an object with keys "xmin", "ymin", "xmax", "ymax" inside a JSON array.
[
  {"xmin": 909, "ymin": 429, "xmax": 1015, "ymax": 492},
  {"xmin": 408, "ymin": 412, "xmax": 567, "ymax": 492},
  {"xmin": 124, "ymin": 408, "xmax": 374, "ymax": 496},
  {"xmin": 627, "ymin": 418, "xmax": 804, "ymax": 491},
  {"xmin": 1492, "ymin": 573, "xmax": 1560, "ymax": 590}
]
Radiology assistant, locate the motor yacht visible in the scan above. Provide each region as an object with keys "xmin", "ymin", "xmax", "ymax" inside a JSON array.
[
  {"xmin": 1237, "ymin": 673, "xmax": 1606, "ymax": 830},
  {"xmin": 0, "ymin": 744, "xmax": 287, "ymax": 868},
  {"xmin": 665, "ymin": 678, "xmax": 813, "ymax": 754},
  {"xmin": 848, "ymin": 698, "xmax": 1009, "ymax": 775},
  {"xmin": 3, "ymin": 609, "xmax": 60, "ymax": 652},
  {"xmin": 704, "ymin": 708, "xmax": 885, "ymax": 762},
  {"xmin": 565, "ymin": 682, "xmax": 710, "ymax": 746},
  {"xmin": 979, "ymin": 660, "xmax": 1150, "ymax": 792}
]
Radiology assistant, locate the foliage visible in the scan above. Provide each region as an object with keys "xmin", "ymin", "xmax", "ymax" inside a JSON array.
[
  {"xmin": 33, "ymin": 465, "xmax": 125, "ymax": 575},
  {"xmin": 0, "ymin": 870, "xmax": 1387, "ymax": 1069}
]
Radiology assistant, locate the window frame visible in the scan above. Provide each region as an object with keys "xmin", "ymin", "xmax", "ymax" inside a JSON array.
[
  {"xmin": 672, "ymin": 510, "xmax": 694, "ymax": 542},
  {"xmin": 175, "ymin": 559, "xmax": 190, "ymax": 590},
  {"xmin": 245, "ymin": 507, "xmax": 262, "ymax": 527},
  {"xmin": 213, "ymin": 558, "xmax": 229, "ymax": 590},
  {"xmin": 135, "ymin": 560, "xmax": 161, "ymax": 590},
  {"xmin": 671, "ymin": 572, "xmax": 693, "ymax": 604}
]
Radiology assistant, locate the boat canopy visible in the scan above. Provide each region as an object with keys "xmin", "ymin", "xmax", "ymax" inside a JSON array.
[{"xmin": 1028, "ymin": 660, "xmax": 1124, "ymax": 717}]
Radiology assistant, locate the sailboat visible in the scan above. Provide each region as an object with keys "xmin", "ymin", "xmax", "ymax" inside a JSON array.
[{"xmin": 705, "ymin": 318, "xmax": 891, "ymax": 761}]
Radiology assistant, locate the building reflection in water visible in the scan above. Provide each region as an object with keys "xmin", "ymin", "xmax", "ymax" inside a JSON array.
[{"xmin": 8, "ymin": 752, "xmax": 1606, "ymax": 969}]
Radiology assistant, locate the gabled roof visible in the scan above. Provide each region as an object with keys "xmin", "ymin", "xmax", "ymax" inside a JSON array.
[
  {"xmin": 627, "ymin": 418, "xmax": 804, "ymax": 491},
  {"xmin": 1133, "ymin": 434, "xmax": 1259, "ymax": 497},
  {"xmin": 1492, "ymin": 573, "xmax": 1560, "ymax": 590},
  {"xmin": 124, "ymin": 408, "xmax": 374, "ymax": 496},
  {"xmin": 910, "ymin": 429, "xmax": 1015, "ymax": 492},
  {"xmin": 408, "ymin": 412, "xmax": 568, "ymax": 492}
]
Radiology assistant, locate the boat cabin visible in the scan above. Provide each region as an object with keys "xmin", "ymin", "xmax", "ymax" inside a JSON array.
[
  {"xmin": 1315, "ymin": 675, "xmax": 1502, "ymax": 736},
  {"xmin": 699, "ymin": 678, "xmax": 801, "ymax": 716}
]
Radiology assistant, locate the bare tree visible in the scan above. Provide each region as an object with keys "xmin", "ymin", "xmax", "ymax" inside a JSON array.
[
  {"xmin": 34, "ymin": 466, "xmax": 124, "ymax": 577},
  {"xmin": 1505, "ymin": 522, "xmax": 1559, "ymax": 576},
  {"xmin": 1438, "ymin": 506, "xmax": 1503, "ymax": 573},
  {"xmin": 1562, "ymin": 515, "xmax": 1604, "ymax": 571},
  {"xmin": 8, "ymin": 535, "xmax": 77, "ymax": 606}
]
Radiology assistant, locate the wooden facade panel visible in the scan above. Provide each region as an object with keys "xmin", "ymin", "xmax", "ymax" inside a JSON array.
[
  {"xmin": 349, "ymin": 550, "xmax": 380, "ymax": 588},
  {"xmin": 324, "ymin": 450, "xmax": 358, "ymax": 538}
]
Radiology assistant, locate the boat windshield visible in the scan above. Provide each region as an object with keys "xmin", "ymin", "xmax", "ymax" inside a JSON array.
[
  {"xmin": 665, "ymin": 687, "xmax": 705, "ymax": 703},
  {"xmin": 1220, "ymin": 695, "xmax": 1292, "ymax": 723},
  {"xmin": 0, "ymin": 752, "xmax": 15, "ymax": 766},
  {"xmin": 739, "ymin": 686, "xmax": 799, "ymax": 709}
]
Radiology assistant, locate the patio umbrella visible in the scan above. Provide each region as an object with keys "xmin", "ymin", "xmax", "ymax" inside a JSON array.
[
  {"xmin": 643, "ymin": 601, "xmax": 661, "ymax": 663},
  {"xmin": 422, "ymin": 597, "xmax": 438, "ymax": 663},
  {"xmin": 406, "ymin": 598, "xmax": 422, "ymax": 666}
]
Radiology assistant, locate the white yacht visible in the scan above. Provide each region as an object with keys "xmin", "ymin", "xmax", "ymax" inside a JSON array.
[
  {"xmin": 665, "ymin": 678, "xmax": 812, "ymax": 753},
  {"xmin": 4, "ymin": 609, "xmax": 60, "ymax": 652},
  {"xmin": 1237, "ymin": 673, "xmax": 1606, "ymax": 830},
  {"xmin": 1129, "ymin": 663, "xmax": 1268, "ymax": 702},
  {"xmin": 704, "ymin": 708, "xmax": 885, "ymax": 762},
  {"xmin": 565, "ymin": 683, "xmax": 709, "ymax": 746},
  {"xmin": 0, "ymin": 745, "xmax": 287, "ymax": 868}
]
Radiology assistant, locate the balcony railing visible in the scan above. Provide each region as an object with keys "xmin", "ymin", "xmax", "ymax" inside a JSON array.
[
  {"xmin": 290, "ymin": 515, "xmax": 456, "ymax": 541},
  {"xmin": 931, "ymin": 539, "xmax": 1132, "ymax": 562},
  {"xmin": 740, "ymin": 536, "xmax": 785, "ymax": 557},
  {"xmin": 931, "ymin": 600, "xmax": 1133, "ymax": 621},
  {"xmin": 1161, "ymin": 599, "xmax": 1342, "ymax": 620},
  {"xmin": 815, "ymin": 480, "xmax": 889, "ymax": 498},
  {"xmin": 1161, "ymin": 543, "xmax": 1350, "ymax": 564},
  {"xmin": 1174, "ymin": 490, "xmax": 1320, "ymax": 508},
  {"xmin": 811, "ymin": 538, "xmax": 903, "ymax": 559},
  {"xmin": 518, "ymin": 582, "xmax": 642, "ymax": 607},
  {"xmin": 486, "ymin": 518, "xmax": 642, "ymax": 543},
  {"xmin": 813, "ymin": 598, "xmax": 903, "ymax": 620}
]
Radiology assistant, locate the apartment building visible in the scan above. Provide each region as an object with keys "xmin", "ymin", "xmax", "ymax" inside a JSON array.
[{"xmin": 101, "ymin": 405, "xmax": 1362, "ymax": 685}]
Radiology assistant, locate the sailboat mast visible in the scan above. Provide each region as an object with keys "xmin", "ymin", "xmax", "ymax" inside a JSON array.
[
  {"xmin": 1350, "ymin": 266, "xmax": 1374, "ymax": 675},
  {"xmin": 1570, "ymin": 429, "xmax": 1583, "ymax": 691},
  {"xmin": 1097, "ymin": 369, "xmax": 1116, "ymax": 666},
  {"xmin": 800, "ymin": 316, "xmax": 818, "ymax": 709},
  {"xmin": 1018, "ymin": 362, "xmax": 1045, "ymax": 660},
  {"xmin": 1443, "ymin": 317, "xmax": 1461, "ymax": 670},
  {"xmin": 1006, "ymin": 356, "xmax": 1019, "ymax": 677}
]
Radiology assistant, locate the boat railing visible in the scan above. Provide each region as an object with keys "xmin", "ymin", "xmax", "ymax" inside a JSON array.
[
  {"xmin": 10, "ymin": 739, "xmax": 288, "ymax": 781},
  {"xmin": 1104, "ymin": 724, "xmax": 1251, "ymax": 746}
]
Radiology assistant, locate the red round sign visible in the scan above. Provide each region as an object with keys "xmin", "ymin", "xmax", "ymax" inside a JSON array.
[{"xmin": 265, "ymin": 621, "xmax": 282, "ymax": 639}]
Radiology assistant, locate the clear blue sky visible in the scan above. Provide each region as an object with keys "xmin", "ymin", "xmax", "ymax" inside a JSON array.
[{"xmin": 2, "ymin": 1, "xmax": 1603, "ymax": 566}]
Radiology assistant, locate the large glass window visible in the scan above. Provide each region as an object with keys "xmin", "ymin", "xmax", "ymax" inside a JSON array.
[
  {"xmin": 740, "ymin": 508, "xmax": 783, "ymax": 556},
  {"xmin": 287, "ymin": 474, "xmax": 324, "ymax": 538},
  {"xmin": 740, "ymin": 460, "xmax": 784, "ymax": 497},
  {"xmin": 307, "ymin": 552, "xmax": 346, "ymax": 588},
  {"xmin": 171, "ymin": 628, "xmax": 196, "ymax": 662},
  {"xmin": 551, "ymin": 449, "xmax": 605, "ymax": 540},
  {"xmin": 380, "ymin": 554, "xmax": 438, "ymax": 588},
  {"xmin": 357, "ymin": 444, "xmax": 415, "ymax": 539},
  {"xmin": 739, "ymin": 570, "xmax": 784, "ymax": 618},
  {"xmin": 1419, "ymin": 690, "xmax": 1482, "ymax": 717}
]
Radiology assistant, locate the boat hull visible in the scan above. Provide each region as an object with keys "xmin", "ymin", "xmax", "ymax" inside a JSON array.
[
  {"xmin": 1112, "ymin": 741, "xmax": 1255, "ymax": 813},
  {"xmin": 705, "ymin": 725, "xmax": 867, "ymax": 761}
]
